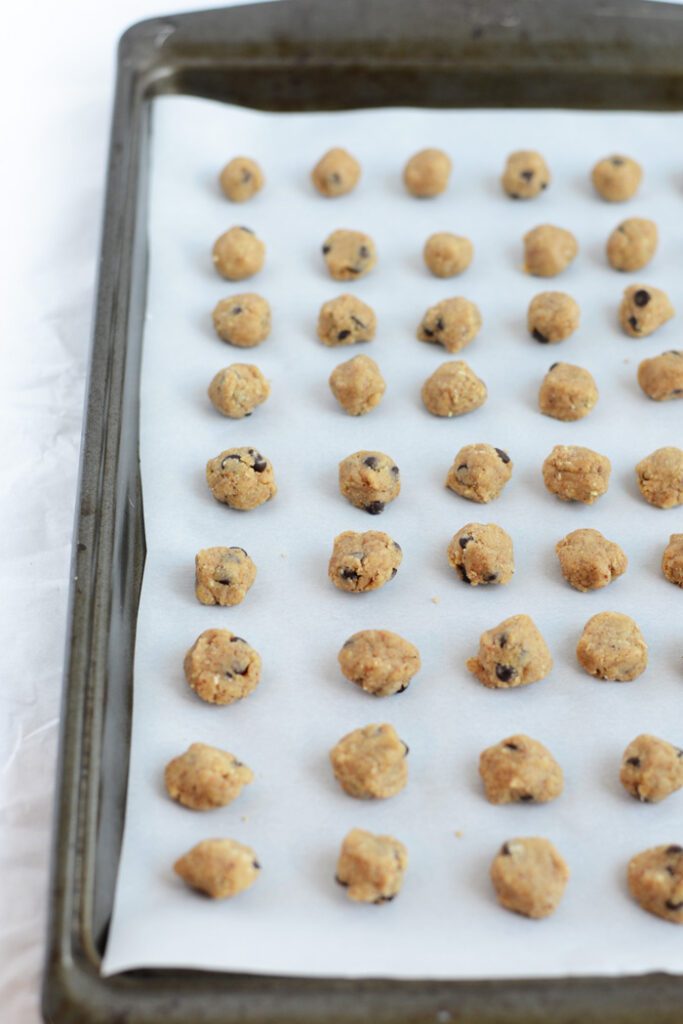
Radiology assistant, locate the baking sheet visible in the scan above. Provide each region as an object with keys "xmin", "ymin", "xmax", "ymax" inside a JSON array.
[{"xmin": 102, "ymin": 97, "xmax": 683, "ymax": 979}]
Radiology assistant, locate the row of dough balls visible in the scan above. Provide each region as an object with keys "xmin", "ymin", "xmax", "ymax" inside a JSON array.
[
  {"xmin": 212, "ymin": 290, "xmax": 680, "ymax": 355},
  {"xmin": 218, "ymin": 149, "xmax": 646, "ymax": 203},
  {"xmin": 202, "ymin": 445, "xmax": 683, "ymax": 513},
  {"xmin": 211, "ymin": 224, "xmax": 666, "ymax": 282},
  {"xmin": 209, "ymin": 356, "xmax": 682, "ymax": 423}
]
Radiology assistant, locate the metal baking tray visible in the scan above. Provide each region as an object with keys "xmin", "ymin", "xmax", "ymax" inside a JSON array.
[{"xmin": 42, "ymin": 1, "xmax": 683, "ymax": 1020}]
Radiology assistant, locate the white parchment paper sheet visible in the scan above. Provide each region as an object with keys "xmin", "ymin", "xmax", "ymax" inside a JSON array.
[{"xmin": 103, "ymin": 98, "xmax": 683, "ymax": 979}]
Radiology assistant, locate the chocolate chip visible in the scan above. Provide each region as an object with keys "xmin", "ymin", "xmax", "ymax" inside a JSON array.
[
  {"xmin": 330, "ymin": 172, "xmax": 342, "ymax": 185},
  {"xmin": 633, "ymin": 289, "xmax": 650, "ymax": 307},
  {"xmin": 549, "ymin": 362, "xmax": 559, "ymax": 371},
  {"xmin": 498, "ymin": 632, "xmax": 508, "ymax": 648},
  {"xmin": 611, "ymin": 156, "xmax": 625, "ymax": 166},
  {"xmin": 501, "ymin": 843, "xmax": 511, "ymax": 856},
  {"xmin": 457, "ymin": 463, "xmax": 468, "ymax": 473},
  {"xmin": 374, "ymin": 894, "xmax": 395, "ymax": 904},
  {"xmin": 666, "ymin": 845, "xmax": 683, "ymax": 854},
  {"xmin": 391, "ymin": 465, "xmax": 400, "ymax": 475},
  {"xmin": 422, "ymin": 327, "xmax": 435, "ymax": 338},
  {"xmin": 540, "ymin": 181, "xmax": 548, "ymax": 190},
  {"xmin": 322, "ymin": 244, "xmax": 331, "ymax": 254},
  {"xmin": 626, "ymin": 756, "xmax": 641, "ymax": 767},
  {"xmin": 229, "ymin": 547, "xmax": 248, "ymax": 556},
  {"xmin": 457, "ymin": 565, "xmax": 471, "ymax": 585},
  {"xmin": 495, "ymin": 448, "xmax": 510, "ymax": 464},
  {"xmin": 396, "ymin": 683, "xmax": 408, "ymax": 693},
  {"xmin": 665, "ymin": 900, "xmax": 683, "ymax": 911},
  {"xmin": 342, "ymin": 638, "xmax": 354, "ymax": 648},
  {"xmin": 673, "ymin": 389, "xmax": 683, "ymax": 395},
  {"xmin": 532, "ymin": 328, "xmax": 549, "ymax": 343},
  {"xmin": 340, "ymin": 568, "xmax": 359, "ymax": 581},
  {"xmin": 504, "ymin": 742, "xmax": 519, "ymax": 751},
  {"xmin": 668, "ymin": 350, "xmax": 683, "ymax": 357},
  {"xmin": 217, "ymin": 578, "xmax": 232, "ymax": 586},
  {"xmin": 435, "ymin": 317, "xmax": 445, "ymax": 332},
  {"xmin": 403, "ymin": 742, "xmax": 410, "ymax": 756},
  {"xmin": 337, "ymin": 329, "xmax": 351, "ymax": 340},
  {"xmin": 232, "ymin": 663, "xmax": 249, "ymax": 676},
  {"xmin": 519, "ymin": 794, "xmax": 534, "ymax": 802},
  {"xmin": 345, "ymin": 266, "xmax": 361, "ymax": 274},
  {"xmin": 251, "ymin": 860, "xmax": 261, "ymax": 871},
  {"xmin": 230, "ymin": 636, "xmax": 246, "ymax": 644},
  {"xmin": 485, "ymin": 573, "xmax": 498, "ymax": 582},
  {"xmin": 221, "ymin": 453, "xmax": 242, "ymax": 468},
  {"xmin": 364, "ymin": 501, "xmax": 385, "ymax": 515},
  {"xmin": 350, "ymin": 315, "xmax": 366, "ymax": 329},
  {"xmin": 459, "ymin": 535, "xmax": 473, "ymax": 549},
  {"xmin": 363, "ymin": 456, "xmax": 379, "ymax": 469},
  {"xmin": 358, "ymin": 245, "xmax": 370, "ymax": 259},
  {"xmin": 241, "ymin": 169, "xmax": 252, "ymax": 182},
  {"xmin": 628, "ymin": 316, "xmax": 639, "ymax": 330},
  {"xmin": 252, "ymin": 455, "xmax": 267, "ymax": 473},
  {"xmin": 231, "ymin": 306, "xmax": 243, "ymax": 315},
  {"xmin": 509, "ymin": 193, "xmax": 520, "ymax": 200},
  {"xmin": 390, "ymin": 567, "xmax": 398, "ymax": 578},
  {"xmin": 394, "ymin": 541, "xmax": 402, "ymax": 552},
  {"xmin": 495, "ymin": 663, "xmax": 516, "ymax": 683},
  {"xmin": 335, "ymin": 875, "xmax": 349, "ymax": 887},
  {"xmin": 520, "ymin": 169, "xmax": 534, "ymax": 181}
]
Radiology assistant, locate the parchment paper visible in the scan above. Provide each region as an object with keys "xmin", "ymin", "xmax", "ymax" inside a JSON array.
[{"xmin": 102, "ymin": 97, "xmax": 683, "ymax": 979}]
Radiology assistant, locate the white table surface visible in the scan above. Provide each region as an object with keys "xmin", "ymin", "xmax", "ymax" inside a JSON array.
[{"xmin": 0, "ymin": 0, "xmax": 678, "ymax": 1020}]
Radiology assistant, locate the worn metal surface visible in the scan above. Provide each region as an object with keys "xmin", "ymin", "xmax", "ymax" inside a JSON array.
[{"xmin": 43, "ymin": 1, "xmax": 683, "ymax": 1021}]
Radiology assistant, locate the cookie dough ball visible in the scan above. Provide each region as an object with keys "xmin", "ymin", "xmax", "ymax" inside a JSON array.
[
  {"xmin": 165, "ymin": 743, "xmax": 254, "ymax": 810},
  {"xmin": 523, "ymin": 225, "xmax": 578, "ymax": 278},
  {"xmin": 184, "ymin": 628, "xmax": 262, "ymax": 705},
  {"xmin": 542, "ymin": 445, "xmax": 611, "ymax": 505},
  {"xmin": 206, "ymin": 447, "xmax": 276, "ymax": 511},
  {"xmin": 417, "ymin": 297, "xmax": 482, "ymax": 353},
  {"xmin": 322, "ymin": 229, "xmax": 376, "ymax": 281},
  {"xmin": 446, "ymin": 444, "xmax": 513, "ymax": 504},
  {"xmin": 538, "ymin": 362, "xmax": 598, "ymax": 421},
  {"xmin": 576, "ymin": 612, "xmax": 647, "ymax": 682},
  {"xmin": 501, "ymin": 150, "xmax": 551, "ymax": 199},
  {"xmin": 317, "ymin": 294, "xmax": 376, "ymax": 346},
  {"xmin": 403, "ymin": 148, "xmax": 451, "ymax": 198},
  {"xmin": 479, "ymin": 735, "xmax": 563, "ymax": 805},
  {"xmin": 447, "ymin": 522, "xmax": 514, "ymax": 586},
  {"xmin": 329, "ymin": 354, "xmax": 385, "ymax": 416},
  {"xmin": 592, "ymin": 154, "xmax": 642, "ymax": 202},
  {"xmin": 636, "ymin": 447, "xmax": 683, "ymax": 508},
  {"xmin": 619, "ymin": 285, "xmax": 674, "ymax": 338},
  {"xmin": 663, "ymin": 534, "xmax": 683, "ymax": 587},
  {"xmin": 195, "ymin": 546, "xmax": 257, "ymax": 606},
  {"xmin": 467, "ymin": 613, "xmax": 552, "ymax": 690},
  {"xmin": 219, "ymin": 157, "xmax": 264, "ymax": 203},
  {"xmin": 328, "ymin": 531, "xmax": 402, "ymax": 593},
  {"xmin": 330, "ymin": 723, "xmax": 409, "ymax": 799},
  {"xmin": 338, "ymin": 451, "xmax": 400, "ymax": 515},
  {"xmin": 638, "ymin": 351, "xmax": 683, "ymax": 401},
  {"xmin": 174, "ymin": 838, "xmax": 260, "ymax": 899},
  {"xmin": 208, "ymin": 364, "xmax": 270, "ymax": 419},
  {"xmin": 607, "ymin": 218, "xmax": 658, "ymax": 272},
  {"xmin": 423, "ymin": 232, "xmax": 473, "ymax": 278},
  {"xmin": 620, "ymin": 735, "xmax": 683, "ymax": 804},
  {"xmin": 336, "ymin": 828, "xmax": 408, "ymax": 903},
  {"xmin": 527, "ymin": 292, "xmax": 580, "ymax": 344},
  {"xmin": 628, "ymin": 845, "xmax": 683, "ymax": 924},
  {"xmin": 212, "ymin": 293, "xmax": 271, "ymax": 348},
  {"xmin": 555, "ymin": 529, "xmax": 627, "ymax": 592},
  {"xmin": 212, "ymin": 227, "xmax": 265, "ymax": 281},
  {"xmin": 421, "ymin": 360, "xmax": 487, "ymax": 418},
  {"xmin": 490, "ymin": 838, "xmax": 569, "ymax": 919},
  {"xmin": 338, "ymin": 629, "xmax": 420, "ymax": 697},
  {"xmin": 311, "ymin": 147, "xmax": 361, "ymax": 197}
]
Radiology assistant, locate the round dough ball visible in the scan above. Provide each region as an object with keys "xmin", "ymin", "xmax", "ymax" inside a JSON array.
[
  {"xmin": 174, "ymin": 838, "xmax": 260, "ymax": 899},
  {"xmin": 662, "ymin": 534, "xmax": 683, "ymax": 587},
  {"xmin": 338, "ymin": 451, "xmax": 400, "ymax": 515},
  {"xmin": 446, "ymin": 443, "xmax": 513, "ymax": 503},
  {"xmin": 638, "ymin": 351, "xmax": 683, "ymax": 401},
  {"xmin": 636, "ymin": 447, "xmax": 683, "ymax": 508},
  {"xmin": 328, "ymin": 531, "xmax": 402, "ymax": 593},
  {"xmin": 523, "ymin": 225, "xmax": 578, "ymax": 277},
  {"xmin": 527, "ymin": 291, "xmax": 580, "ymax": 344},
  {"xmin": 619, "ymin": 284, "xmax": 674, "ymax": 338},
  {"xmin": 490, "ymin": 838, "xmax": 569, "ymax": 919},
  {"xmin": 208, "ymin": 364, "xmax": 270, "ymax": 419},
  {"xmin": 423, "ymin": 232, "xmax": 473, "ymax": 277},
  {"xmin": 628, "ymin": 845, "xmax": 683, "ymax": 924},
  {"xmin": 417, "ymin": 297, "xmax": 482, "ymax": 353},
  {"xmin": 212, "ymin": 227, "xmax": 265, "ymax": 281},
  {"xmin": 329, "ymin": 354, "xmax": 385, "ymax": 416},
  {"xmin": 336, "ymin": 828, "xmax": 408, "ymax": 904},
  {"xmin": 330, "ymin": 723, "xmax": 409, "ymax": 799},
  {"xmin": 467, "ymin": 613, "xmax": 553, "ymax": 690},
  {"xmin": 195, "ymin": 546, "xmax": 256, "ymax": 606},
  {"xmin": 317, "ymin": 294, "xmax": 377, "ymax": 346},
  {"xmin": 555, "ymin": 529, "xmax": 627, "ymax": 592},
  {"xmin": 311, "ymin": 147, "xmax": 361, "ymax": 197},
  {"xmin": 592, "ymin": 154, "xmax": 642, "ymax": 202},
  {"xmin": 219, "ymin": 157, "xmax": 264, "ymax": 203},
  {"xmin": 184, "ymin": 628, "xmax": 262, "ymax": 704},
  {"xmin": 479, "ymin": 735, "xmax": 563, "ymax": 805},
  {"xmin": 620, "ymin": 734, "xmax": 683, "ymax": 804},
  {"xmin": 421, "ymin": 360, "xmax": 487, "ymax": 418},
  {"xmin": 542, "ymin": 445, "xmax": 611, "ymax": 504},
  {"xmin": 212, "ymin": 293, "xmax": 271, "ymax": 348},
  {"xmin": 538, "ymin": 362, "xmax": 598, "ymax": 421},
  {"xmin": 164, "ymin": 742, "xmax": 254, "ymax": 810},
  {"xmin": 322, "ymin": 229, "xmax": 376, "ymax": 281},
  {"xmin": 447, "ymin": 522, "xmax": 514, "ymax": 586},
  {"xmin": 606, "ymin": 218, "xmax": 658, "ymax": 272},
  {"xmin": 403, "ymin": 148, "xmax": 451, "ymax": 197},
  {"xmin": 576, "ymin": 611, "xmax": 648, "ymax": 682},
  {"xmin": 501, "ymin": 150, "xmax": 551, "ymax": 199},
  {"xmin": 206, "ymin": 446, "xmax": 276, "ymax": 511},
  {"xmin": 338, "ymin": 629, "xmax": 420, "ymax": 696}
]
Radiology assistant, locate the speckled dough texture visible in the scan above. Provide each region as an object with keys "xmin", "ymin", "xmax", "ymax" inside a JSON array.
[
  {"xmin": 446, "ymin": 444, "xmax": 513, "ymax": 503},
  {"xmin": 447, "ymin": 522, "xmax": 514, "ymax": 586},
  {"xmin": 317, "ymin": 294, "xmax": 376, "ymax": 346},
  {"xmin": 467, "ymin": 614, "xmax": 553, "ymax": 690},
  {"xmin": 322, "ymin": 229, "xmax": 376, "ymax": 280},
  {"xmin": 206, "ymin": 446, "xmax": 277, "ymax": 510},
  {"xmin": 212, "ymin": 227, "xmax": 265, "ymax": 280},
  {"xmin": 527, "ymin": 291, "xmax": 580, "ymax": 343},
  {"xmin": 542, "ymin": 445, "xmax": 611, "ymax": 504},
  {"xmin": 490, "ymin": 838, "xmax": 569, "ymax": 918},
  {"xmin": 328, "ymin": 354, "xmax": 385, "ymax": 416},
  {"xmin": 330, "ymin": 723, "xmax": 409, "ymax": 799},
  {"xmin": 592, "ymin": 154, "xmax": 642, "ymax": 201},
  {"xmin": 636, "ymin": 447, "xmax": 683, "ymax": 508},
  {"xmin": 619, "ymin": 285, "xmax": 674, "ymax": 338},
  {"xmin": 311, "ymin": 148, "xmax": 361, "ymax": 197},
  {"xmin": 174, "ymin": 838, "xmax": 260, "ymax": 899},
  {"xmin": 576, "ymin": 612, "xmax": 648, "ymax": 682},
  {"xmin": 219, "ymin": 157, "xmax": 264, "ymax": 203},
  {"xmin": 164, "ymin": 743, "xmax": 254, "ymax": 810},
  {"xmin": 208, "ymin": 363, "xmax": 270, "ymax": 418},
  {"xmin": 628, "ymin": 845, "xmax": 683, "ymax": 924},
  {"xmin": 501, "ymin": 150, "xmax": 551, "ymax": 199},
  {"xmin": 606, "ymin": 218, "xmax": 658, "ymax": 272},
  {"xmin": 338, "ymin": 629, "xmax": 420, "ymax": 696},
  {"xmin": 538, "ymin": 362, "xmax": 598, "ymax": 421},
  {"xmin": 421, "ymin": 360, "xmax": 487, "ymax": 417},
  {"xmin": 184, "ymin": 628, "xmax": 262, "ymax": 705},
  {"xmin": 212, "ymin": 293, "xmax": 271, "ymax": 347},
  {"xmin": 423, "ymin": 232, "xmax": 473, "ymax": 277},
  {"xmin": 662, "ymin": 534, "xmax": 683, "ymax": 586},
  {"xmin": 620, "ymin": 734, "xmax": 683, "ymax": 804},
  {"xmin": 638, "ymin": 351, "xmax": 683, "ymax": 401},
  {"xmin": 194, "ymin": 546, "xmax": 257, "ymax": 606},
  {"xmin": 403, "ymin": 148, "xmax": 451, "ymax": 197},
  {"xmin": 523, "ymin": 225, "xmax": 577, "ymax": 277},
  {"xmin": 338, "ymin": 451, "xmax": 400, "ymax": 514},
  {"xmin": 555, "ymin": 529, "xmax": 627, "ymax": 592},
  {"xmin": 336, "ymin": 828, "xmax": 408, "ymax": 903},
  {"xmin": 328, "ymin": 531, "xmax": 402, "ymax": 592},
  {"xmin": 479, "ymin": 735, "xmax": 563, "ymax": 805}
]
